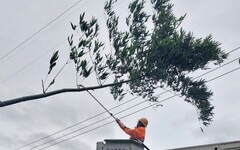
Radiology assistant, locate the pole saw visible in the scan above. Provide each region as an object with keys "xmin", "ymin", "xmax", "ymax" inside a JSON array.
[
  {"xmin": 80, "ymin": 86, "xmax": 150, "ymax": 150},
  {"xmin": 79, "ymin": 85, "xmax": 116, "ymax": 120}
]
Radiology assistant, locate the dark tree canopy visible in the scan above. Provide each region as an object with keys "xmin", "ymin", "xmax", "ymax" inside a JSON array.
[
  {"xmin": 66, "ymin": 0, "xmax": 227, "ymax": 126},
  {"xmin": 0, "ymin": 0, "xmax": 227, "ymax": 126}
]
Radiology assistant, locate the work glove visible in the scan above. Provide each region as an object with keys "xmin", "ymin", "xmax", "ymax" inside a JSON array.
[
  {"xmin": 116, "ymin": 118, "xmax": 126, "ymax": 129},
  {"xmin": 115, "ymin": 118, "xmax": 121, "ymax": 124}
]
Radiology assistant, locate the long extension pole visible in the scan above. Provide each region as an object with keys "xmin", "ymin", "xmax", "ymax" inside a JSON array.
[{"xmin": 82, "ymin": 87, "xmax": 116, "ymax": 120}]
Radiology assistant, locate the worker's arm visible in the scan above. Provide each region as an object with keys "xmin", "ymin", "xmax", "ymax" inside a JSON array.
[
  {"xmin": 123, "ymin": 127, "xmax": 140, "ymax": 136},
  {"xmin": 116, "ymin": 119, "xmax": 140, "ymax": 135},
  {"xmin": 123, "ymin": 127, "xmax": 145, "ymax": 142},
  {"xmin": 115, "ymin": 118, "xmax": 126, "ymax": 129}
]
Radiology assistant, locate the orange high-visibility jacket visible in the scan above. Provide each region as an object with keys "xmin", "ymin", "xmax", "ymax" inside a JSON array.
[{"xmin": 122, "ymin": 126, "xmax": 146, "ymax": 142}]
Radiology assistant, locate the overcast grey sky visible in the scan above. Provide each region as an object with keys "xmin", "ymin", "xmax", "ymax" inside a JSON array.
[{"xmin": 0, "ymin": 0, "xmax": 240, "ymax": 150}]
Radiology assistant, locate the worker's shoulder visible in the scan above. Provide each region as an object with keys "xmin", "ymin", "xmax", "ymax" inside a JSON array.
[{"xmin": 135, "ymin": 126, "xmax": 146, "ymax": 131}]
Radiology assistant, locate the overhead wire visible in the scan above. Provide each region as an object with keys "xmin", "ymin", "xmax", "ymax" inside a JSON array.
[
  {"xmin": 36, "ymin": 101, "xmax": 162, "ymax": 150},
  {"xmin": 1, "ymin": 0, "xmax": 239, "ymax": 84},
  {"xmin": 0, "ymin": 0, "xmax": 92, "ymax": 68},
  {"xmin": 0, "ymin": 0, "xmax": 95, "ymax": 86},
  {"xmin": 14, "ymin": 46, "xmax": 240, "ymax": 150},
  {"xmin": 33, "ymin": 65, "xmax": 240, "ymax": 150},
  {"xmin": 25, "ymin": 97, "xmax": 153, "ymax": 150},
  {"xmin": 14, "ymin": 95, "xmax": 141, "ymax": 150},
  {"xmin": 226, "ymin": 46, "xmax": 240, "ymax": 54},
  {"xmin": 0, "ymin": 39, "xmax": 66, "ymax": 85},
  {"xmin": 1, "ymin": 0, "xmax": 238, "ymax": 149},
  {"xmin": 207, "ymin": 66, "xmax": 240, "ymax": 82},
  {"xmin": 0, "ymin": 0, "xmax": 128, "ymax": 86},
  {"xmin": 85, "ymin": 88, "xmax": 117, "ymax": 120},
  {"xmin": 0, "ymin": 0, "xmax": 239, "ymax": 149},
  {"xmin": 1, "ymin": 0, "xmax": 238, "ymax": 84},
  {"xmin": 20, "ymin": 64, "xmax": 240, "ymax": 150},
  {"xmin": 194, "ymin": 56, "xmax": 240, "ymax": 79},
  {"xmin": 0, "ymin": 0, "xmax": 87, "ymax": 63}
]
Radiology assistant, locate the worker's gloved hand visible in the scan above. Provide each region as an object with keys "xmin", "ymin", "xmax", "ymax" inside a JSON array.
[
  {"xmin": 115, "ymin": 118, "xmax": 121, "ymax": 124},
  {"xmin": 116, "ymin": 118, "xmax": 126, "ymax": 129}
]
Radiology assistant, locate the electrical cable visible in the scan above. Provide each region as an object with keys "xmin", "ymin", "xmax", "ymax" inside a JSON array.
[
  {"xmin": 0, "ymin": 0, "xmax": 94, "ymax": 67},
  {"xmin": 23, "ymin": 65, "xmax": 240, "ymax": 150},
  {"xmin": 85, "ymin": 89, "xmax": 117, "ymax": 120},
  {"xmin": 226, "ymin": 46, "xmax": 240, "ymax": 54},
  {"xmin": 2, "ymin": 0, "xmax": 238, "ymax": 149},
  {"xmin": 14, "ymin": 95, "xmax": 141, "ymax": 150},
  {"xmin": 36, "ymin": 104, "xmax": 156, "ymax": 150},
  {"xmin": 207, "ymin": 66, "xmax": 240, "ymax": 83},
  {"xmin": 14, "ymin": 51, "xmax": 240, "ymax": 150},
  {"xmin": 194, "ymin": 56, "xmax": 240, "ymax": 79},
  {"xmin": 33, "ymin": 65, "xmax": 240, "ymax": 150},
  {"xmin": 25, "ymin": 98, "xmax": 153, "ymax": 150},
  {"xmin": 33, "ymin": 67, "xmax": 240, "ymax": 150},
  {"xmin": 0, "ymin": 39, "xmax": 65, "ymax": 85},
  {"xmin": 0, "ymin": 0, "xmax": 86, "ymax": 63},
  {"xmin": 0, "ymin": 0, "xmax": 129, "ymax": 86}
]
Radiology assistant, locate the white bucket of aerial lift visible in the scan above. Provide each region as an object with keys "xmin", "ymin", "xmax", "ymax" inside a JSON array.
[{"xmin": 96, "ymin": 139, "xmax": 145, "ymax": 150}]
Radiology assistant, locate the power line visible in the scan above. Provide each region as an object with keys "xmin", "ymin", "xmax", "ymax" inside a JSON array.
[
  {"xmin": 36, "ymin": 104, "xmax": 156, "ymax": 150},
  {"xmin": 227, "ymin": 46, "xmax": 240, "ymax": 54},
  {"xmin": 0, "ymin": 0, "xmax": 86, "ymax": 63},
  {"xmin": 26, "ymin": 98, "xmax": 151, "ymax": 150},
  {"xmin": 34, "ymin": 65, "xmax": 240, "ymax": 150},
  {"xmin": 2, "ymin": 1, "xmax": 238, "ymax": 149},
  {"xmin": 1, "ymin": 0, "xmax": 239, "ymax": 78},
  {"xmin": 207, "ymin": 66, "xmax": 240, "ymax": 82},
  {"xmin": 14, "ymin": 50, "xmax": 240, "ymax": 149},
  {"xmin": 25, "ymin": 93, "xmax": 162, "ymax": 150},
  {"xmin": 14, "ymin": 95, "xmax": 141, "ymax": 150},
  {"xmin": 85, "ymin": 89, "xmax": 117, "ymax": 120},
  {"xmin": 0, "ymin": 0, "xmax": 93, "ymax": 67},
  {"xmin": 0, "ymin": 39, "xmax": 66, "ymax": 85},
  {"xmin": 0, "ymin": 0, "xmax": 128, "ymax": 85},
  {"xmin": 194, "ymin": 56, "xmax": 240, "ymax": 79},
  {"xmin": 23, "ymin": 65, "xmax": 240, "ymax": 150}
]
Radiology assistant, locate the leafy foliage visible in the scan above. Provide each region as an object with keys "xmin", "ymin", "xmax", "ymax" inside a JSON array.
[
  {"xmin": 68, "ymin": 13, "xmax": 109, "ymax": 85},
  {"xmin": 65, "ymin": 0, "xmax": 227, "ymax": 126},
  {"xmin": 48, "ymin": 51, "xmax": 59, "ymax": 74}
]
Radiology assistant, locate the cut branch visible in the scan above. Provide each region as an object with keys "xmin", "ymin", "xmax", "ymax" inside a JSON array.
[{"xmin": 0, "ymin": 80, "xmax": 130, "ymax": 107}]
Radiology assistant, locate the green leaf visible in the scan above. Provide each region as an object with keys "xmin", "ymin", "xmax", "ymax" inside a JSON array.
[
  {"xmin": 78, "ymin": 50, "xmax": 85, "ymax": 58},
  {"xmin": 94, "ymin": 41, "xmax": 102, "ymax": 53},
  {"xmin": 80, "ymin": 60, "xmax": 87, "ymax": 69},
  {"xmin": 82, "ymin": 67, "xmax": 93, "ymax": 78},
  {"xmin": 71, "ymin": 46, "xmax": 76, "ymax": 52},
  {"xmin": 90, "ymin": 18, "xmax": 97, "ymax": 27},
  {"xmin": 81, "ymin": 21, "xmax": 89, "ymax": 32},
  {"xmin": 100, "ymin": 72, "xmax": 109, "ymax": 80},
  {"xmin": 70, "ymin": 51, "xmax": 75, "ymax": 60},
  {"xmin": 50, "ymin": 51, "xmax": 59, "ymax": 65},
  {"xmin": 86, "ymin": 28, "xmax": 94, "ymax": 37},
  {"xmin": 129, "ymin": 0, "xmax": 138, "ymax": 13},
  {"xmin": 79, "ymin": 12, "xmax": 85, "ymax": 23},
  {"xmin": 94, "ymin": 24, "xmax": 99, "ymax": 36},
  {"xmin": 68, "ymin": 36, "xmax": 73, "ymax": 46},
  {"xmin": 48, "ymin": 62, "xmax": 56, "ymax": 74},
  {"xmin": 48, "ymin": 51, "xmax": 59, "ymax": 74},
  {"xmin": 50, "ymin": 62, "xmax": 56, "ymax": 69},
  {"xmin": 70, "ymin": 22, "xmax": 77, "ymax": 30},
  {"xmin": 78, "ymin": 40, "xmax": 84, "ymax": 48}
]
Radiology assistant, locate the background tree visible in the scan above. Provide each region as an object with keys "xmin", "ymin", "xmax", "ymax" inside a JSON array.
[{"xmin": 0, "ymin": 0, "xmax": 227, "ymax": 126}]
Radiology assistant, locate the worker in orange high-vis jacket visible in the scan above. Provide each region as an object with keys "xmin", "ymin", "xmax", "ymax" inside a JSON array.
[{"xmin": 116, "ymin": 118, "xmax": 148, "ymax": 142}]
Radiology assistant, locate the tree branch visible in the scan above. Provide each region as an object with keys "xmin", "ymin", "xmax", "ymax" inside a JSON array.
[{"xmin": 0, "ymin": 80, "xmax": 130, "ymax": 107}]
